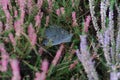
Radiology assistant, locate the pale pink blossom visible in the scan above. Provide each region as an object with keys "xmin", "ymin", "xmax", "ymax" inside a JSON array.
[
  {"xmin": 35, "ymin": 11, "xmax": 43, "ymax": 27},
  {"xmin": 17, "ymin": 0, "xmax": 25, "ymax": 9},
  {"xmin": 27, "ymin": 0, "xmax": 33, "ymax": 13},
  {"xmin": 41, "ymin": 59, "xmax": 49, "ymax": 72},
  {"xmin": 52, "ymin": 44, "xmax": 64, "ymax": 66},
  {"xmin": 47, "ymin": 0, "xmax": 53, "ymax": 12},
  {"xmin": 20, "ymin": 10, "xmax": 25, "ymax": 24},
  {"xmin": 34, "ymin": 59, "xmax": 49, "ymax": 80},
  {"xmin": 14, "ymin": 8, "xmax": 18, "ymax": 18},
  {"xmin": 1, "ymin": 0, "xmax": 9, "ymax": 10},
  {"xmin": 2, "ymin": 9, "xmax": 12, "ymax": 30},
  {"xmin": 0, "ymin": 21, "xmax": 3, "ymax": 33},
  {"xmin": 72, "ymin": 11, "xmax": 78, "ymax": 27},
  {"xmin": 84, "ymin": 15, "xmax": 91, "ymax": 32},
  {"xmin": 69, "ymin": 60, "xmax": 78, "ymax": 70},
  {"xmin": 14, "ymin": 20, "xmax": 23, "ymax": 36},
  {"xmin": 56, "ymin": 9, "xmax": 61, "ymax": 16},
  {"xmin": 10, "ymin": 59, "xmax": 21, "ymax": 80},
  {"xmin": 0, "ymin": 43, "xmax": 9, "ymax": 72},
  {"xmin": 60, "ymin": 7, "xmax": 65, "ymax": 15},
  {"xmin": 4, "ymin": 10, "xmax": 11, "ymax": 24},
  {"xmin": 38, "ymin": 47, "xmax": 44, "ymax": 55},
  {"xmin": 56, "ymin": 7, "xmax": 65, "ymax": 16},
  {"xmin": 8, "ymin": 33, "xmax": 16, "ymax": 46},
  {"xmin": 37, "ymin": 0, "xmax": 43, "ymax": 10},
  {"xmin": 28, "ymin": 23, "xmax": 37, "ymax": 46},
  {"xmin": 17, "ymin": 0, "xmax": 26, "ymax": 24},
  {"xmin": 34, "ymin": 72, "xmax": 41, "ymax": 80},
  {"xmin": 1, "ymin": 0, "xmax": 12, "ymax": 26},
  {"xmin": 45, "ymin": 16, "xmax": 50, "ymax": 26}
]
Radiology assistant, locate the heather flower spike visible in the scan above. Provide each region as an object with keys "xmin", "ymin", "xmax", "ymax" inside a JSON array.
[
  {"xmin": 47, "ymin": 0, "xmax": 53, "ymax": 12},
  {"xmin": 14, "ymin": 20, "xmax": 23, "ymax": 36},
  {"xmin": 34, "ymin": 59, "xmax": 49, "ymax": 80},
  {"xmin": 8, "ymin": 33, "xmax": 16, "ymax": 46},
  {"xmin": 0, "ymin": 21, "xmax": 3, "ymax": 33},
  {"xmin": 45, "ymin": 16, "xmax": 50, "ymax": 26},
  {"xmin": 72, "ymin": 11, "xmax": 78, "ymax": 27},
  {"xmin": 10, "ymin": 59, "xmax": 21, "ymax": 80},
  {"xmin": 60, "ymin": 7, "xmax": 65, "ymax": 15},
  {"xmin": 52, "ymin": 44, "xmax": 64, "ymax": 66},
  {"xmin": 28, "ymin": 23, "xmax": 37, "ymax": 46},
  {"xmin": 0, "ymin": 43, "xmax": 9, "ymax": 72},
  {"xmin": 56, "ymin": 9, "xmax": 61, "ymax": 16},
  {"xmin": 37, "ymin": 0, "xmax": 43, "ymax": 10},
  {"xmin": 35, "ymin": 11, "xmax": 43, "ymax": 27},
  {"xmin": 84, "ymin": 15, "xmax": 91, "ymax": 33}
]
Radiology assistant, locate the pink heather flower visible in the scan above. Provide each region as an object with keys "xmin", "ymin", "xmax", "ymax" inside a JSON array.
[
  {"xmin": 20, "ymin": 10, "xmax": 25, "ymax": 24},
  {"xmin": 10, "ymin": 59, "xmax": 21, "ymax": 80},
  {"xmin": 17, "ymin": 0, "xmax": 25, "ymax": 24},
  {"xmin": 35, "ymin": 11, "xmax": 43, "ymax": 27},
  {"xmin": 8, "ymin": 33, "xmax": 16, "ymax": 46},
  {"xmin": 27, "ymin": 0, "xmax": 33, "ymax": 13},
  {"xmin": 28, "ymin": 23, "xmax": 37, "ymax": 46},
  {"xmin": 34, "ymin": 59, "xmax": 49, "ymax": 80},
  {"xmin": 1, "ymin": 0, "xmax": 12, "ymax": 30},
  {"xmin": 60, "ymin": 7, "xmax": 65, "ymax": 15},
  {"xmin": 45, "ymin": 16, "xmax": 50, "ymax": 26},
  {"xmin": 17, "ymin": 0, "xmax": 25, "ymax": 9},
  {"xmin": 37, "ymin": 0, "xmax": 43, "ymax": 10},
  {"xmin": 4, "ymin": 10, "xmax": 12, "ymax": 30},
  {"xmin": 84, "ymin": 15, "xmax": 91, "ymax": 32},
  {"xmin": 69, "ymin": 60, "xmax": 78, "ymax": 70},
  {"xmin": 14, "ymin": 20, "xmax": 23, "ymax": 36},
  {"xmin": 34, "ymin": 72, "xmax": 41, "ymax": 80},
  {"xmin": 1, "ymin": 0, "xmax": 9, "ymax": 10},
  {"xmin": 72, "ymin": 11, "xmax": 78, "ymax": 27},
  {"xmin": 56, "ymin": 9, "xmax": 61, "ymax": 16},
  {"xmin": 5, "ymin": 10, "xmax": 11, "ymax": 21},
  {"xmin": 0, "ymin": 21, "xmax": 3, "ymax": 33},
  {"xmin": 1, "ymin": 0, "xmax": 13, "ymax": 30},
  {"xmin": 5, "ymin": 23, "xmax": 10, "ymax": 30},
  {"xmin": 41, "ymin": 59, "xmax": 49, "ymax": 72},
  {"xmin": 47, "ymin": 0, "xmax": 53, "ymax": 12},
  {"xmin": 52, "ymin": 44, "xmax": 64, "ymax": 66},
  {"xmin": 0, "ymin": 43, "xmax": 9, "ymax": 72},
  {"xmin": 38, "ymin": 47, "xmax": 44, "ymax": 55},
  {"xmin": 14, "ymin": 8, "xmax": 18, "ymax": 18}
]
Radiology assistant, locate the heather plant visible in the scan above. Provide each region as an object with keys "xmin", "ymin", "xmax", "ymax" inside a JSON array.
[{"xmin": 0, "ymin": 0, "xmax": 120, "ymax": 80}]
